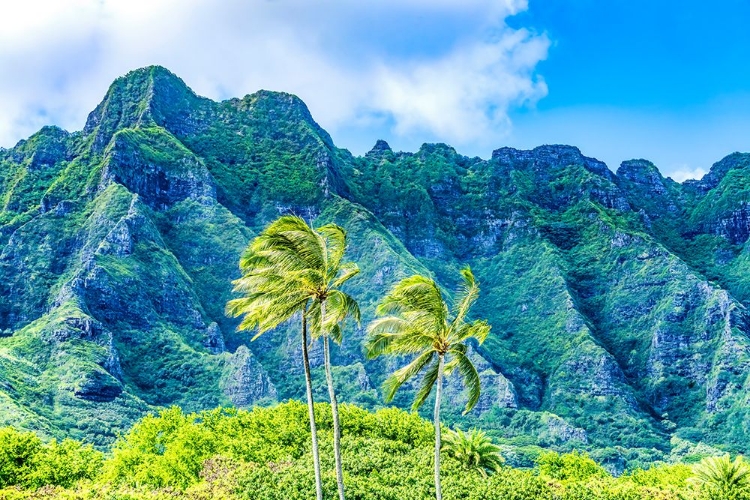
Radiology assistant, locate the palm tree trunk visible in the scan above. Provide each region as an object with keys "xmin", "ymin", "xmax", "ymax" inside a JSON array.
[
  {"xmin": 302, "ymin": 312, "xmax": 323, "ymax": 500},
  {"xmin": 434, "ymin": 355, "xmax": 444, "ymax": 500},
  {"xmin": 322, "ymin": 301, "xmax": 346, "ymax": 500}
]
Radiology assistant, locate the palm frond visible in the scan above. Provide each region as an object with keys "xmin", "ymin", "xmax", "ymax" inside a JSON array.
[
  {"xmin": 451, "ymin": 266, "xmax": 480, "ymax": 328},
  {"xmin": 329, "ymin": 324, "xmax": 343, "ymax": 344},
  {"xmin": 450, "ymin": 349, "xmax": 481, "ymax": 414},
  {"xmin": 450, "ymin": 320, "xmax": 491, "ymax": 346},
  {"xmin": 366, "ymin": 316, "xmax": 436, "ymax": 355},
  {"xmin": 255, "ymin": 216, "xmax": 326, "ymax": 272},
  {"xmin": 305, "ymin": 292, "xmax": 359, "ymax": 342},
  {"xmin": 382, "ymin": 351, "xmax": 435, "ymax": 402},
  {"xmin": 317, "ymin": 223, "xmax": 347, "ymax": 276},
  {"xmin": 376, "ymin": 275, "xmax": 447, "ymax": 324},
  {"xmin": 332, "ymin": 261, "xmax": 360, "ymax": 288},
  {"xmin": 365, "ymin": 331, "xmax": 398, "ymax": 359},
  {"xmin": 327, "ymin": 290, "xmax": 361, "ymax": 325},
  {"xmin": 366, "ymin": 316, "xmax": 411, "ymax": 336},
  {"xmin": 692, "ymin": 454, "xmax": 750, "ymax": 493},
  {"xmin": 412, "ymin": 357, "xmax": 441, "ymax": 410}
]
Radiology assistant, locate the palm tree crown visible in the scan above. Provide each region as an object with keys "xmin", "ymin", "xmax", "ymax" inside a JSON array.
[
  {"xmin": 226, "ymin": 215, "xmax": 359, "ymax": 337},
  {"xmin": 691, "ymin": 454, "xmax": 750, "ymax": 496},
  {"xmin": 366, "ymin": 266, "xmax": 489, "ymax": 500},
  {"xmin": 442, "ymin": 428, "xmax": 504, "ymax": 477}
]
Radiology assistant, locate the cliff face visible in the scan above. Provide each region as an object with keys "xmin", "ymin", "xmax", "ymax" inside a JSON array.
[{"xmin": 1, "ymin": 66, "xmax": 749, "ymax": 462}]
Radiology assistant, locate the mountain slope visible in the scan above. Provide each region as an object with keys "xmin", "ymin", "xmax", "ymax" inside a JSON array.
[{"xmin": 1, "ymin": 66, "xmax": 749, "ymax": 464}]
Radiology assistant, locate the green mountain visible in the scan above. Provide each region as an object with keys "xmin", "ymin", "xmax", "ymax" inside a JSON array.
[{"xmin": 1, "ymin": 66, "xmax": 748, "ymax": 465}]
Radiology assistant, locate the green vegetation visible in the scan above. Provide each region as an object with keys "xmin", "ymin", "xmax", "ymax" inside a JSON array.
[
  {"xmin": 691, "ymin": 454, "xmax": 750, "ymax": 499},
  {"xmin": 441, "ymin": 428, "xmax": 503, "ymax": 477},
  {"xmin": 0, "ymin": 427, "xmax": 102, "ymax": 489},
  {"xmin": 3, "ymin": 65, "xmax": 750, "ymax": 475},
  {"xmin": 0, "ymin": 402, "xmax": 745, "ymax": 499}
]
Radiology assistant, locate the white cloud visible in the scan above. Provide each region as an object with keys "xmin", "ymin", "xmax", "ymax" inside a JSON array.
[
  {"xmin": 0, "ymin": 0, "xmax": 548, "ymax": 151},
  {"xmin": 670, "ymin": 166, "xmax": 707, "ymax": 183},
  {"xmin": 374, "ymin": 29, "xmax": 548, "ymax": 145}
]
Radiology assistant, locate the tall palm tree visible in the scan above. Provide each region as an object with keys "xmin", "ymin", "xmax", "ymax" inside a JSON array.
[
  {"xmin": 365, "ymin": 267, "xmax": 490, "ymax": 500},
  {"xmin": 225, "ymin": 216, "xmax": 324, "ymax": 500},
  {"xmin": 226, "ymin": 215, "xmax": 359, "ymax": 500},
  {"xmin": 305, "ymin": 223, "xmax": 360, "ymax": 500}
]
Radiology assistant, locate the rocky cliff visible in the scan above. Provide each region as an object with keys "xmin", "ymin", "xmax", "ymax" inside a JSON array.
[{"xmin": 1, "ymin": 66, "xmax": 749, "ymax": 465}]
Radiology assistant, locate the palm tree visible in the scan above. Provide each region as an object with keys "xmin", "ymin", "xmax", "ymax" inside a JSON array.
[
  {"xmin": 691, "ymin": 454, "xmax": 750, "ymax": 498},
  {"xmin": 442, "ymin": 428, "xmax": 503, "ymax": 477},
  {"xmin": 305, "ymin": 223, "xmax": 360, "ymax": 500},
  {"xmin": 226, "ymin": 215, "xmax": 359, "ymax": 500},
  {"xmin": 365, "ymin": 267, "xmax": 490, "ymax": 500}
]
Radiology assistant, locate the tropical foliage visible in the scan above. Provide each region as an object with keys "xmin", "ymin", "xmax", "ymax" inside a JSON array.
[
  {"xmin": 0, "ymin": 427, "xmax": 102, "ymax": 489},
  {"xmin": 441, "ymin": 428, "xmax": 503, "ymax": 476},
  {"xmin": 0, "ymin": 402, "xmax": 741, "ymax": 500},
  {"xmin": 691, "ymin": 454, "xmax": 750, "ymax": 499}
]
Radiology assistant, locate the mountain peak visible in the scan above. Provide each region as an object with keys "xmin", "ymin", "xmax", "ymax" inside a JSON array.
[
  {"xmin": 616, "ymin": 159, "xmax": 669, "ymax": 196},
  {"xmin": 83, "ymin": 66, "xmax": 200, "ymax": 150},
  {"xmin": 235, "ymin": 90, "xmax": 314, "ymax": 121},
  {"xmin": 683, "ymin": 152, "xmax": 750, "ymax": 193},
  {"xmin": 227, "ymin": 90, "xmax": 334, "ymax": 148},
  {"xmin": 364, "ymin": 139, "xmax": 393, "ymax": 160},
  {"xmin": 372, "ymin": 139, "xmax": 392, "ymax": 152},
  {"xmin": 492, "ymin": 144, "xmax": 611, "ymax": 179},
  {"xmin": 617, "ymin": 159, "xmax": 662, "ymax": 181}
]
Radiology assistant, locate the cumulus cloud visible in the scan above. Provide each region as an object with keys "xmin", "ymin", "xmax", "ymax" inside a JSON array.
[
  {"xmin": 0, "ymin": 0, "xmax": 548, "ymax": 152},
  {"xmin": 670, "ymin": 166, "xmax": 707, "ymax": 183}
]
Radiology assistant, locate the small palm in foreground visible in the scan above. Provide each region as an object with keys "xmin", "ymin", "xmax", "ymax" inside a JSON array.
[
  {"xmin": 442, "ymin": 428, "xmax": 503, "ymax": 477},
  {"xmin": 691, "ymin": 454, "xmax": 750, "ymax": 498},
  {"xmin": 366, "ymin": 267, "xmax": 490, "ymax": 500}
]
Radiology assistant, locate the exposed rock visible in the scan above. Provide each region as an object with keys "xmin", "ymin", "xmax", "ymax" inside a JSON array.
[
  {"xmin": 444, "ymin": 347, "xmax": 518, "ymax": 413},
  {"xmin": 103, "ymin": 331, "xmax": 124, "ymax": 381},
  {"xmin": 544, "ymin": 413, "xmax": 588, "ymax": 444},
  {"xmin": 221, "ymin": 346, "xmax": 277, "ymax": 407},
  {"xmin": 203, "ymin": 322, "xmax": 226, "ymax": 354},
  {"xmin": 492, "ymin": 145, "xmax": 612, "ymax": 181},
  {"xmin": 366, "ymin": 139, "xmax": 393, "ymax": 158},
  {"xmin": 714, "ymin": 204, "xmax": 750, "ymax": 245},
  {"xmin": 73, "ymin": 368, "xmax": 123, "ymax": 402},
  {"xmin": 100, "ymin": 135, "xmax": 217, "ymax": 210},
  {"xmin": 617, "ymin": 159, "xmax": 668, "ymax": 195},
  {"xmin": 549, "ymin": 341, "xmax": 640, "ymax": 412},
  {"xmin": 356, "ymin": 364, "xmax": 372, "ymax": 391},
  {"xmin": 683, "ymin": 153, "xmax": 750, "ymax": 195}
]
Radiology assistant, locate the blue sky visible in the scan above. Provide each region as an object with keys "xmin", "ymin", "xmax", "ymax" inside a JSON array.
[
  {"xmin": 500, "ymin": 0, "xmax": 750, "ymax": 180},
  {"xmin": 0, "ymin": 0, "xmax": 748, "ymax": 181}
]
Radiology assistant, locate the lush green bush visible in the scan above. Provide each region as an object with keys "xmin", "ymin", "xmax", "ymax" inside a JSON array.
[
  {"xmin": 0, "ymin": 427, "xmax": 102, "ymax": 489},
  {"xmin": 0, "ymin": 402, "xmax": 744, "ymax": 499},
  {"xmin": 537, "ymin": 450, "xmax": 608, "ymax": 482}
]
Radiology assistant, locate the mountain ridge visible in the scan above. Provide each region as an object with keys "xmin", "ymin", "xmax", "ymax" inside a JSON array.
[{"xmin": 1, "ymin": 65, "xmax": 749, "ymax": 468}]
